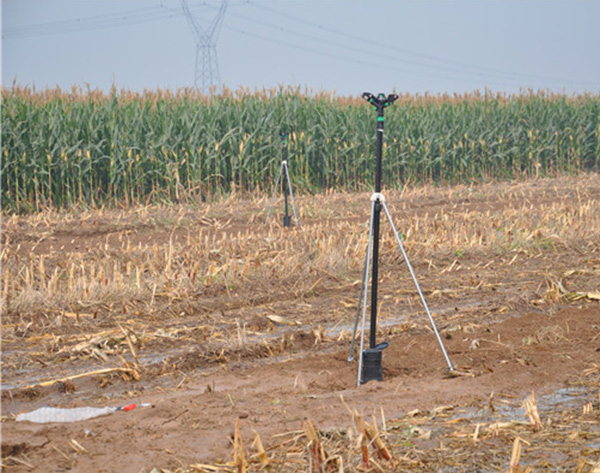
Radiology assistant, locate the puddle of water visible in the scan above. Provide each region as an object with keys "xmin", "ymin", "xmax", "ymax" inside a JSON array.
[
  {"xmin": 1, "ymin": 299, "xmax": 489, "ymax": 391},
  {"xmin": 538, "ymin": 386, "xmax": 590, "ymax": 410},
  {"xmin": 1, "ymin": 345, "xmax": 191, "ymax": 391},
  {"xmin": 326, "ymin": 299, "xmax": 491, "ymax": 339}
]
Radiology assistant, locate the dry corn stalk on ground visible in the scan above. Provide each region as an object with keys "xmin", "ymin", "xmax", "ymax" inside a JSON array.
[{"xmin": 1, "ymin": 175, "xmax": 599, "ymax": 473}]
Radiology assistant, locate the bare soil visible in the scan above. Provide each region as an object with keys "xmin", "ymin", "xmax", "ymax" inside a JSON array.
[{"xmin": 1, "ymin": 175, "xmax": 600, "ymax": 472}]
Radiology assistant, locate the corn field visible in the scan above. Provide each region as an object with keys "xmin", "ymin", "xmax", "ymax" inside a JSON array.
[{"xmin": 2, "ymin": 86, "xmax": 599, "ymax": 213}]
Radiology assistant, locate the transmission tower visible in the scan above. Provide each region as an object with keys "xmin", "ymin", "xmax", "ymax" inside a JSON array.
[{"xmin": 180, "ymin": 0, "xmax": 228, "ymax": 94}]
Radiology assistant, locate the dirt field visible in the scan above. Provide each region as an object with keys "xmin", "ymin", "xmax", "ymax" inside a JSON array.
[{"xmin": 1, "ymin": 175, "xmax": 600, "ymax": 472}]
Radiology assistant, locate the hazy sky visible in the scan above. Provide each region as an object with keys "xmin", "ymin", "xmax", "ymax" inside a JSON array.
[{"xmin": 2, "ymin": 0, "xmax": 600, "ymax": 96}]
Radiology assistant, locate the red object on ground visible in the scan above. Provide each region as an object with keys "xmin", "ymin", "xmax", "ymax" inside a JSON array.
[{"xmin": 122, "ymin": 404, "xmax": 137, "ymax": 412}]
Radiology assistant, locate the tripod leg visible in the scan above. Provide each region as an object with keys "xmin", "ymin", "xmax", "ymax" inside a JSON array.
[
  {"xmin": 283, "ymin": 162, "xmax": 300, "ymax": 226},
  {"xmin": 265, "ymin": 163, "xmax": 284, "ymax": 225},
  {"xmin": 348, "ymin": 245, "xmax": 370, "ymax": 364},
  {"xmin": 381, "ymin": 200, "xmax": 454, "ymax": 372},
  {"xmin": 356, "ymin": 200, "xmax": 376, "ymax": 387}
]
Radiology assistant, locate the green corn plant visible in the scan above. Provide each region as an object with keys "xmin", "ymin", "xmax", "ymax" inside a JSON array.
[{"xmin": 1, "ymin": 85, "xmax": 599, "ymax": 213}]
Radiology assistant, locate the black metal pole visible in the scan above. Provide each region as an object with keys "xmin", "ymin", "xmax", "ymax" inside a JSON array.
[
  {"xmin": 359, "ymin": 92, "xmax": 397, "ymax": 384},
  {"xmin": 369, "ymin": 107, "xmax": 384, "ymax": 348}
]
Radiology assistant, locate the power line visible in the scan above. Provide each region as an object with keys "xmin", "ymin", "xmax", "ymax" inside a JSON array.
[
  {"xmin": 5, "ymin": 1, "xmax": 599, "ymax": 91},
  {"xmin": 244, "ymin": 1, "xmax": 600, "ymax": 89},
  {"xmin": 2, "ymin": 1, "xmax": 244, "ymax": 39},
  {"xmin": 223, "ymin": 8, "xmax": 533, "ymax": 88},
  {"xmin": 3, "ymin": 5, "xmax": 182, "ymax": 38},
  {"xmin": 219, "ymin": 4, "xmax": 598, "ymax": 90},
  {"xmin": 221, "ymin": 21, "xmax": 532, "ymax": 91}
]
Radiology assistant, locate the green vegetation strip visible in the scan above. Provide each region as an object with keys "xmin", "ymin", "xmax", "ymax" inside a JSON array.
[{"xmin": 2, "ymin": 86, "xmax": 599, "ymax": 213}]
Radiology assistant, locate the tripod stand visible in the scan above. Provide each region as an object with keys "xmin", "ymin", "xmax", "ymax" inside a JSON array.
[
  {"xmin": 265, "ymin": 132, "xmax": 299, "ymax": 227},
  {"xmin": 348, "ymin": 92, "xmax": 454, "ymax": 386}
]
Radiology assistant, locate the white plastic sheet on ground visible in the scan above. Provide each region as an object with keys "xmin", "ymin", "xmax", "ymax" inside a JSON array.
[{"xmin": 16, "ymin": 406, "xmax": 117, "ymax": 423}]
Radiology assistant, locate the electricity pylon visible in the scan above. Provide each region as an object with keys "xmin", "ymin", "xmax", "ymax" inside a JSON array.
[{"xmin": 180, "ymin": 0, "xmax": 228, "ymax": 95}]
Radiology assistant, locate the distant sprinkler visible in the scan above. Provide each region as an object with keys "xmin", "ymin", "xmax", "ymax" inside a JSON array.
[
  {"xmin": 180, "ymin": 0, "xmax": 228, "ymax": 94},
  {"xmin": 265, "ymin": 130, "xmax": 300, "ymax": 228}
]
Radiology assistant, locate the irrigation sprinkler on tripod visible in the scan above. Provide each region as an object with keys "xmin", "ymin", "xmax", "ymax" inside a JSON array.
[
  {"xmin": 348, "ymin": 92, "xmax": 454, "ymax": 387},
  {"xmin": 266, "ymin": 131, "xmax": 299, "ymax": 227}
]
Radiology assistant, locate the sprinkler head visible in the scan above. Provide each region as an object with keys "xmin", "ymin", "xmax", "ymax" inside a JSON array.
[
  {"xmin": 362, "ymin": 92, "xmax": 398, "ymax": 110},
  {"xmin": 280, "ymin": 130, "xmax": 290, "ymax": 146}
]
